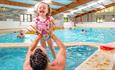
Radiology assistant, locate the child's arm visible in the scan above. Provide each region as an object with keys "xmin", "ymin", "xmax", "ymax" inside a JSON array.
[
  {"xmin": 21, "ymin": 24, "xmax": 36, "ymax": 34},
  {"xmin": 30, "ymin": 25, "xmax": 41, "ymax": 34},
  {"xmin": 49, "ymin": 17, "xmax": 56, "ymax": 32},
  {"xmin": 22, "ymin": 23, "xmax": 41, "ymax": 34}
]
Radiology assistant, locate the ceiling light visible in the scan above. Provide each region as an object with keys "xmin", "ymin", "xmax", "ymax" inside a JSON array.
[
  {"xmin": 112, "ymin": 18, "xmax": 115, "ymax": 21},
  {"xmin": 69, "ymin": 0, "xmax": 106, "ymax": 15},
  {"xmin": 97, "ymin": 0, "xmax": 105, "ymax": 3},
  {"xmin": 63, "ymin": 13, "xmax": 69, "ymax": 17},
  {"xmin": 99, "ymin": 5, "xmax": 105, "ymax": 9},
  {"xmin": 43, "ymin": 0, "xmax": 52, "ymax": 3},
  {"xmin": 70, "ymin": 11, "xmax": 75, "ymax": 14}
]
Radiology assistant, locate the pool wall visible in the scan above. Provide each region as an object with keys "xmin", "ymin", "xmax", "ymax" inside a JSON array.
[{"xmin": 0, "ymin": 42, "xmax": 100, "ymax": 48}]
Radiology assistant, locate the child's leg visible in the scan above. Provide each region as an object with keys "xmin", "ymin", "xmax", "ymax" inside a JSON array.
[
  {"xmin": 40, "ymin": 39, "xmax": 52, "ymax": 62},
  {"xmin": 40, "ymin": 39, "xmax": 46, "ymax": 48},
  {"xmin": 47, "ymin": 38, "xmax": 56, "ymax": 58}
]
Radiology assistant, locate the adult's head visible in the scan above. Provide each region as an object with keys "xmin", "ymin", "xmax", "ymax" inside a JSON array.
[{"xmin": 30, "ymin": 47, "xmax": 48, "ymax": 70}]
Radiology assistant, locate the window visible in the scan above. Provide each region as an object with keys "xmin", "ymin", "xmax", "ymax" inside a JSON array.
[{"xmin": 20, "ymin": 14, "xmax": 32, "ymax": 22}]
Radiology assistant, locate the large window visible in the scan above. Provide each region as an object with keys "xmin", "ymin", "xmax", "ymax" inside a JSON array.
[
  {"xmin": 20, "ymin": 14, "xmax": 32, "ymax": 22},
  {"xmin": 96, "ymin": 17, "xmax": 104, "ymax": 23}
]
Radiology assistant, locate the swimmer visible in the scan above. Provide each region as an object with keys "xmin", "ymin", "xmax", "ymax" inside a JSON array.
[
  {"xmin": 17, "ymin": 30, "xmax": 25, "ymax": 38},
  {"xmin": 81, "ymin": 29, "xmax": 87, "ymax": 34}
]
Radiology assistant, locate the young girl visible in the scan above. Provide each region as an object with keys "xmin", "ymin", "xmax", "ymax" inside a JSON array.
[{"xmin": 25, "ymin": 2, "xmax": 56, "ymax": 58}]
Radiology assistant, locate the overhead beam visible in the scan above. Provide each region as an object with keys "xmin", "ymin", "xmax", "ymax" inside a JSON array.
[
  {"xmin": 51, "ymin": 0, "xmax": 91, "ymax": 15},
  {"xmin": 97, "ymin": 2, "xmax": 106, "ymax": 8},
  {"xmin": 0, "ymin": 0, "xmax": 57, "ymax": 10},
  {"xmin": 0, "ymin": 0, "xmax": 33, "ymax": 8},
  {"xmin": 89, "ymin": 6, "xmax": 95, "ymax": 9},
  {"xmin": 49, "ymin": 1, "xmax": 65, "ymax": 6},
  {"xmin": 75, "ymin": 3, "xmax": 115, "ymax": 18},
  {"xmin": 81, "ymin": 9, "xmax": 87, "ymax": 12},
  {"xmin": 110, "ymin": 0, "xmax": 115, "ymax": 3}
]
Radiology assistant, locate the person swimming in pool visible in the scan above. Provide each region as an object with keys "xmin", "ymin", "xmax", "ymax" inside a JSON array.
[
  {"xmin": 17, "ymin": 30, "xmax": 25, "ymax": 38},
  {"xmin": 81, "ymin": 29, "xmax": 87, "ymax": 34},
  {"xmin": 23, "ymin": 33, "xmax": 66, "ymax": 70}
]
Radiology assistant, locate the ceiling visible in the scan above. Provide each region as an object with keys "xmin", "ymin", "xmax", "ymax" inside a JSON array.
[{"xmin": 0, "ymin": 0, "xmax": 115, "ymax": 18}]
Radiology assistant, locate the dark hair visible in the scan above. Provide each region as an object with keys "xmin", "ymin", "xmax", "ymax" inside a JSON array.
[
  {"xmin": 81, "ymin": 29, "xmax": 85, "ymax": 32},
  {"xmin": 30, "ymin": 48, "xmax": 48, "ymax": 70},
  {"xmin": 35, "ymin": 2, "xmax": 52, "ymax": 16}
]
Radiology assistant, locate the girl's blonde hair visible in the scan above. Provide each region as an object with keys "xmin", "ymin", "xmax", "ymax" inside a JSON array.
[{"xmin": 34, "ymin": 2, "xmax": 52, "ymax": 16}]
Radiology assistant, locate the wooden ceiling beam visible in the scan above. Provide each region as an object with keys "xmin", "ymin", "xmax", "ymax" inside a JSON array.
[
  {"xmin": 75, "ymin": 3, "xmax": 115, "ymax": 18},
  {"xmin": 81, "ymin": 9, "xmax": 87, "ymax": 12},
  {"xmin": 0, "ymin": 0, "xmax": 58, "ymax": 10},
  {"xmin": 49, "ymin": 1, "xmax": 65, "ymax": 6},
  {"xmin": 97, "ymin": 2, "xmax": 106, "ymax": 8},
  {"xmin": 51, "ymin": 0, "xmax": 91, "ymax": 15},
  {"xmin": 0, "ymin": 0, "xmax": 33, "ymax": 8}
]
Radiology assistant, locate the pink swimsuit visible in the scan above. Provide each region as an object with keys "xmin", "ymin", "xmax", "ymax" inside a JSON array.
[
  {"xmin": 35, "ymin": 16, "xmax": 52, "ymax": 40},
  {"xmin": 35, "ymin": 16, "xmax": 51, "ymax": 32}
]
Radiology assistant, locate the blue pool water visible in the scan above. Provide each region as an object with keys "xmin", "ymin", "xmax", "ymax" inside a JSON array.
[
  {"xmin": 0, "ymin": 45, "xmax": 97, "ymax": 70},
  {"xmin": 54, "ymin": 28, "xmax": 115, "ymax": 43},
  {"xmin": 0, "ymin": 33, "xmax": 36, "ymax": 43},
  {"xmin": 0, "ymin": 28, "xmax": 115, "ymax": 43}
]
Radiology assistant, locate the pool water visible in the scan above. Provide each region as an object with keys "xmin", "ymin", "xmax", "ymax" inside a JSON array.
[
  {"xmin": 0, "ymin": 33, "xmax": 37, "ymax": 43},
  {"xmin": 0, "ymin": 45, "xmax": 97, "ymax": 70},
  {"xmin": 54, "ymin": 28, "xmax": 115, "ymax": 43},
  {"xmin": 0, "ymin": 28, "xmax": 115, "ymax": 43}
]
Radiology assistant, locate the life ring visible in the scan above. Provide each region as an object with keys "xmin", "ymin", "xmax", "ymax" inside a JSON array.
[{"xmin": 100, "ymin": 45, "xmax": 115, "ymax": 51}]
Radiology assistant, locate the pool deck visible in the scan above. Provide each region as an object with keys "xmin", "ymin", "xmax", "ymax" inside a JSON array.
[
  {"xmin": 0, "ymin": 42, "xmax": 115, "ymax": 70},
  {"xmin": 75, "ymin": 42, "xmax": 115, "ymax": 70},
  {"xmin": 75, "ymin": 49, "xmax": 115, "ymax": 70}
]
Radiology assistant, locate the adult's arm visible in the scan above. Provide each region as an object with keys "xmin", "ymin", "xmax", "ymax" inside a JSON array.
[
  {"xmin": 22, "ymin": 23, "xmax": 36, "ymax": 33},
  {"xmin": 23, "ymin": 34, "xmax": 42, "ymax": 70},
  {"xmin": 50, "ymin": 33, "xmax": 66, "ymax": 59},
  {"xmin": 51, "ymin": 34, "xmax": 64, "ymax": 49},
  {"xmin": 50, "ymin": 33, "xmax": 66, "ymax": 70}
]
